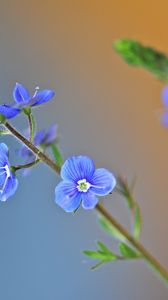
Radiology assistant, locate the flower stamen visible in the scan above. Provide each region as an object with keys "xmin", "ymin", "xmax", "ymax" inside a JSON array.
[
  {"xmin": 33, "ymin": 86, "xmax": 40, "ymax": 98},
  {"xmin": 77, "ymin": 179, "xmax": 91, "ymax": 193}
]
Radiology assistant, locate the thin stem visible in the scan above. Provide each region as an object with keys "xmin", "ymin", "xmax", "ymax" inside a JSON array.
[
  {"xmin": 4, "ymin": 121, "xmax": 61, "ymax": 174},
  {"xmin": 28, "ymin": 113, "xmax": 34, "ymax": 143},
  {"xmin": 96, "ymin": 203, "xmax": 168, "ymax": 285},
  {"xmin": 3, "ymin": 120, "xmax": 168, "ymax": 286},
  {"xmin": 12, "ymin": 159, "xmax": 41, "ymax": 172}
]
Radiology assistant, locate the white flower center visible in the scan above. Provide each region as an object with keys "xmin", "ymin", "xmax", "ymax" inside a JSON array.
[{"xmin": 77, "ymin": 179, "xmax": 91, "ymax": 193}]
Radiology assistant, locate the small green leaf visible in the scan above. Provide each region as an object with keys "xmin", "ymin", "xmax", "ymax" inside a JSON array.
[
  {"xmin": 51, "ymin": 144, "xmax": 64, "ymax": 167},
  {"xmin": 114, "ymin": 39, "xmax": 168, "ymax": 81},
  {"xmin": 0, "ymin": 129, "xmax": 10, "ymax": 135},
  {"xmin": 98, "ymin": 216, "xmax": 126, "ymax": 242},
  {"xmin": 83, "ymin": 250, "xmax": 108, "ymax": 260},
  {"xmin": 91, "ymin": 261, "xmax": 108, "ymax": 270},
  {"xmin": 133, "ymin": 204, "xmax": 141, "ymax": 239},
  {"xmin": 83, "ymin": 248, "xmax": 117, "ymax": 261},
  {"xmin": 119, "ymin": 243, "xmax": 140, "ymax": 259},
  {"xmin": 116, "ymin": 176, "xmax": 142, "ymax": 239},
  {"xmin": 116, "ymin": 176, "xmax": 134, "ymax": 209},
  {"xmin": 96, "ymin": 241, "xmax": 112, "ymax": 254}
]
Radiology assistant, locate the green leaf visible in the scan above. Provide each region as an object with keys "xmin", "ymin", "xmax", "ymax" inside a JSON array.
[
  {"xmin": 98, "ymin": 216, "xmax": 126, "ymax": 242},
  {"xmin": 83, "ymin": 247, "xmax": 117, "ymax": 261},
  {"xmin": 116, "ymin": 176, "xmax": 142, "ymax": 239},
  {"xmin": 51, "ymin": 144, "xmax": 64, "ymax": 167},
  {"xmin": 133, "ymin": 204, "xmax": 141, "ymax": 239},
  {"xmin": 91, "ymin": 261, "xmax": 108, "ymax": 270},
  {"xmin": 0, "ymin": 128, "xmax": 10, "ymax": 135},
  {"xmin": 97, "ymin": 241, "xmax": 117, "ymax": 259},
  {"xmin": 83, "ymin": 242, "xmax": 119, "ymax": 270},
  {"xmin": 83, "ymin": 250, "xmax": 109, "ymax": 260},
  {"xmin": 96, "ymin": 241, "xmax": 112, "ymax": 254},
  {"xmin": 119, "ymin": 243, "xmax": 140, "ymax": 259},
  {"xmin": 113, "ymin": 39, "xmax": 168, "ymax": 81},
  {"xmin": 116, "ymin": 176, "xmax": 134, "ymax": 209}
]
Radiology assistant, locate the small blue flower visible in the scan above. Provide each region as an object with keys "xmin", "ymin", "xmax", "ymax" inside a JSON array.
[
  {"xmin": 55, "ymin": 155, "xmax": 116, "ymax": 212},
  {"xmin": 34, "ymin": 124, "xmax": 58, "ymax": 147},
  {"xmin": 18, "ymin": 124, "xmax": 58, "ymax": 175},
  {"xmin": 0, "ymin": 83, "xmax": 55, "ymax": 119},
  {"xmin": 0, "ymin": 143, "xmax": 18, "ymax": 201}
]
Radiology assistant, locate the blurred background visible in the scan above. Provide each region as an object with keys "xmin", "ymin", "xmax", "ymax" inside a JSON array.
[{"xmin": 0, "ymin": 0, "xmax": 167, "ymax": 299}]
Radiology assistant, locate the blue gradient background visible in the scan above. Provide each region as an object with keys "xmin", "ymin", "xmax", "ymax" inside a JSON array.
[{"xmin": 0, "ymin": 0, "xmax": 168, "ymax": 299}]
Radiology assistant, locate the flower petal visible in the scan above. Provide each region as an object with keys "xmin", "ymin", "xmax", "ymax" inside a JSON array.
[
  {"xmin": 90, "ymin": 168, "xmax": 116, "ymax": 196},
  {"xmin": 34, "ymin": 129, "xmax": 46, "ymax": 145},
  {"xmin": 13, "ymin": 83, "xmax": 30, "ymax": 104},
  {"xmin": 17, "ymin": 145, "xmax": 34, "ymax": 159},
  {"xmin": 30, "ymin": 90, "xmax": 55, "ymax": 106},
  {"xmin": 43, "ymin": 124, "xmax": 58, "ymax": 145},
  {"xmin": 61, "ymin": 155, "xmax": 95, "ymax": 182},
  {"xmin": 0, "ymin": 105, "xmax": 20, "ymax": 119},
  {"xmin": 55, "ymin": 181, "xmax": 81, "ymax": 212},
  {"xmin": 82, "ymin": 191, "xmax": 98, "ymax": 209},
  {"xmin": 0, "ymin": 174, "xmax": 18, "ymax": 202},
  {"xmin": 0, "ymin": 143, "xmax": 9, "ymax": 165},
  {"xmin": 0, "ymin": 172, "xmax": 6, "ymax": 188},
  {"xmin": 162, "ymin": 86, "xmax": 168, "ymax": 108},
  {"xmin": 0, "ymin": 143, "xmax": 8, "ymax": 157}
]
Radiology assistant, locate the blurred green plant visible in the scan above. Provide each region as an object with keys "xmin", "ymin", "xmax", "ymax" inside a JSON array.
[{"xmin": 114, "ymin": 39, "xmax": 168, "ymax": 81}]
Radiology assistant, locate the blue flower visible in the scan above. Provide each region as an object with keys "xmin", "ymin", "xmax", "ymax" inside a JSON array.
[
  {"xmin": 55, "ymin": 155, "xmax": 116, "ymax": 212},
  {"xmin": 18, "ymin": 124, "xmax": 58, "ymax": 175},
  {"xmin": 33, "ymin": 124, "xmax": 58, "ymax": 147},
  {"xmin": 0, "ymin": 83, "xmax": 55, "ymax": 119},
  {"xmin": 0, "ymin": 143, "xmax": 18, "ymax": 201}
]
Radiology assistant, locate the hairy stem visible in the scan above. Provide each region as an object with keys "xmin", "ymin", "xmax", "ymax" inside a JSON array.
[{"xmin": 4, "ymin": 120, "xmax": 168, "ymax": 286}]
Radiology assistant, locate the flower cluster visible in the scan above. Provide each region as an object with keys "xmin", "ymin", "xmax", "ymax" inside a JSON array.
[{"xmin": 0, "ymin": 83, "xmax": 116, "ymax": 211}]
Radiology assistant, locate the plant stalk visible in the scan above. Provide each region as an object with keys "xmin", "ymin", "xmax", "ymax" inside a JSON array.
[
  {"xmin": 96, "ymin": 203, "xmax": 168, "ymax": 285},
  {"xmin": 4, "ymin": 121, "xmax": 60, "ymax": 174},
  {"xmin": 12, "ymin": 159, "xmax": 41, "ymax": 172},
  {"xmin": 4, "ymin": 120, "xmax": 168, "ymax": 286},
  {"xmin": 28, "ymin": 113, "xmax": 34, "ymax": 143}
]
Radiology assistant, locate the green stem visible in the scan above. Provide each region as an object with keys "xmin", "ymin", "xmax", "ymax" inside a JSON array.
[
  {"xmin": 96, "ymin": 203, "xmax": 168, "ymax": 285},
  {"xmin": 28, "ymin": 113, "xmax": 34, "ymax": 143},
  {"xmin": 12, "ymin": 159, "xmax": 41, "ymax": 172},
  {"xmin": 3, "ymin": 120, "xmax": 168, "ymax": 286}
]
